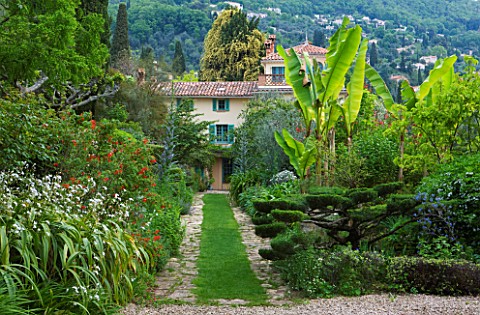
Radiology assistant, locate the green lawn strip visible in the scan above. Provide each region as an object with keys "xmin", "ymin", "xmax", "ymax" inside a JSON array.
[{"xmin": 193, "ymin": 194, "xmax": 267, "ymax": 305}]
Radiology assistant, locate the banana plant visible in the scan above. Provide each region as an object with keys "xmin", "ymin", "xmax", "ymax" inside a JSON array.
[
  {"xmin": 338, "ymin": 38, "xmax": 369, "ymax": 148},
  {"xmin": 276, "ymin": 17, "xmax": 380, "ymax": 184},
  {"xmin": 274, "ymin": 129, "xmax": 316, "ymax": 191}
]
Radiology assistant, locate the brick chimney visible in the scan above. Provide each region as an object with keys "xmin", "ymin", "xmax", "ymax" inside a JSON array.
[{"xmin": 264, "ymin": 34, "xmax": 276, "ymax": 55}]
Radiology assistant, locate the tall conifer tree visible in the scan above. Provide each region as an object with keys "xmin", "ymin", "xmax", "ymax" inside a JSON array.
[
  {"xmin": 313, "ymin": 29, "xmax": 326, "ymax": 47},
  {"xmin": 110, "ymin": 3, "xmax": 130, "ymax": 71},
  {"xmin": 200, "ymin": 9, "xmax": 264, "ymax": 81},
  {"xmin": 172, "ymin": 40, "xmax": 186, "ymax": 77},
  {"xmin": 369, "ymin": 42, "xmax": 378, "ymax": 67}
]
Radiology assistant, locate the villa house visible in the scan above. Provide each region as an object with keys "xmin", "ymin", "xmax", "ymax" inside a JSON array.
[
  {"xmin": 159, "ymin": 36, "xmax": 328, "ymax": 190},
  {"xmin": 258, "ymin": 35, "xmax": 327, "ymax": 94}
]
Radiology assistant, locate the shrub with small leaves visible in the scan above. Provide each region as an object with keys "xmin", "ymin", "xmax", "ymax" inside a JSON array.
[
  {"xmin": 275, "ymin": 247, "xmax": 386, "ymax": 297},
  {"xmin": 387, "ymin": 256, "xmax": 480, "ymax": 295},
  {"xmin": 373, "ymin": 182, "xmax": 404, "ymax": 197},
  {"xmin": 347, "ymin": 188, "xmax": 378, "ymax": 204},
  {"xmin": 271, "ymin": 209, "xmax": 307, "ymax": 223},
  {"xmin": 254, "ymin": 222, "xmax": 287, "ymax": 238}
]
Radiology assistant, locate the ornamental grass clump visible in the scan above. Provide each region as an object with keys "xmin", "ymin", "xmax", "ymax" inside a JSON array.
[{"xmin": 0, "ymin": 170, "xmax": 151, "ymax": 313}]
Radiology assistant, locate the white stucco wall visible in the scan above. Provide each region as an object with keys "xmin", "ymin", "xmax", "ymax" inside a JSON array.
[{"xmin": 190, "ymin": 97, "xmax": 249, "ymax": 126}]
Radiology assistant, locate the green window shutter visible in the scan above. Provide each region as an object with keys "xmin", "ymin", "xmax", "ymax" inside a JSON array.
[
  {"xmin": 209, "ymin": 124, "xmax": 216, "ymax": 143},
  {"xmin": 212, "ymin": 99, "xmax": 217, "ymax": 111},
  {"xmin": 225, "ymin": 99, "xmax": 230, "ymax": 111},
  {"xmin": 228, "ymin": 124, "xmax": 234, "ymax": 144}
]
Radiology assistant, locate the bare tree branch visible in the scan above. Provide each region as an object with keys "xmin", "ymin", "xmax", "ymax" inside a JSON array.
[
  {"xmin": 17, "ymin": 75, "xmax": 49, "ymax": 95},
  {"xmin": 69, "ymin": 83, "xmax": 120, "ymax": 109}
]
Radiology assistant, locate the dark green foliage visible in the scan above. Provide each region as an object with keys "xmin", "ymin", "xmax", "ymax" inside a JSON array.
[
  {"xmin": 305, "ymin": 194, "xmax": 353, "ymax": 210},
  {"xmin": 271, "ymin": 210, "xmax": 306, "ymax": 224},
  {"xmin": 172, "ymin": 40, "xmax": 186, "ymax": 77},
  {"xmin": 275, "ymin": 247, "xmax": 387, "ymax": 298},
  {"xmin": 308, "ymin": 186, "xmax": 345, "ymax": 195},
  {"xmin": 348, "ymin": 204, "xmax": 387, "ymax": 221},
  {"xmin": 354, "ymin": 131, "xmax": 399, "ymax": 187},
  {"xmin": 251, "ymin": 213, "xmax": 274, "ymax": 225},
  {"xmin": 416, "ymin": 153, "xmax": 480, "ymax": 250},
  {"xmin": 386, "ymin": 194, "xmax": 418, "ymax": 213},
  {"xmin": 78, "ymin": 0, "xmax": 111, "ymax": 47},
  {"xmin": 270, "ymin": 234, "xmax": 297, "ymax": 256},
  {"xmin": 110, "ymin": 3, "xmax": 130, "ymax": 70},
  {"xmin": 388, "ymin": 256, "xmax": 480, "ymax": 295},
  {"xmin": 313, "ymin": 29, "xmax": 326, "ymax": 47},
  {"xmin": 253, "ymin": 198, "xmax": 308, "ymax": 214},
  {"xmin": 346, "ymin": 188, "xmax": 378, "ymax": 204},
  {"xmin": 229, "ymin": 171, "xmax": 261, "ymax": 205},
  {"xmin": 369, "ymin": 42, "xmax": 378, "ymax": 67},
  {"xmin": 254, "ymin": 222, "xmax": 287, "ymax": 238},
  {"xmin": 232, "ymin": 97, "xmax": 305, "ymax": 182},
  {"xmin": 259, "ymin": 248, "xmax": 282, "ymax": 261},
  {"xmin": 110, "ymin": 81, "xmax": 167, "ymax": 140},
  {"xmin": 373, "ymin": 182, "xmax": 405, "ymax": 197}
]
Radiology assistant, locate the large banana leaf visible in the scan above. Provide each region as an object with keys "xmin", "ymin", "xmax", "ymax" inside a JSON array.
[
  {"xmin": 417, "ymin": 55, "xmax": 457, "ymax": 104},
  {"xmin": 275, "ymin": 129, "xmax": 301, "ymax": 176},
  {"xmin": 343, "ymin": 38, "xmax": 368, "ymax": 137},
  {"xmin": 303, "ymin": 52, "xmax": 320, "ymax": 106},
  {"xmin": 326, "ymin": 17, "xmax": 350, "ymax": 60},
  {"xmin": 365, "ymin": 64, "xmax": 394, "ymax": 111},
  {"xmin": 282, "ymin": 128, "xmax": 305, "ymax": 157},
  {"xmin": 401, "ymin": 80, "xmax": 417, "ymax": 110},
  {"xmin": 321, "ymin": 24, "xmax": 362, "ymax": 103},
  {"xmin": 274, "ymin": 129, "xmax": 316, "ymax": 179},
  {"xmin": 278, "ymin": 45, "xmax": 316, "ymax": 128},
  {"xmin": 298, "ymin": 136, "xmax": 317, "ymax": 178}
]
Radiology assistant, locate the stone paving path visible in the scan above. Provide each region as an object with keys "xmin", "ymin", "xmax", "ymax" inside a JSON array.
[{"xmin": 153, "ymin": 191, "xmax": 291, "ymax": 305}]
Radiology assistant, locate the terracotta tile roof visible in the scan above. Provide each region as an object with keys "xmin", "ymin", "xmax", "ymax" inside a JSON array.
[
  {"xmin": 262, "ymin": 43, "xmax": 327, "ymax": 61},
  {"xmin": 157, "ymin": 81, "xmax": 258, "ymax": 97}
]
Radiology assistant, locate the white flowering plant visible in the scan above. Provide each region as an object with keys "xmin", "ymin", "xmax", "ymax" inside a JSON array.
[
  {"xmin": 0, "ymin": 169, "xmax": 150, "ymax": 313},
  {"xmin": 270, "ymin": 170, "xmax": 297, "ymax": 185}
]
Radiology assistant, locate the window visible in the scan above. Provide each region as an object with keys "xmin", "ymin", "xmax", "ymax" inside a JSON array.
[
  {"xmin": 216, "ymin": 124, "xmax": 229, "ymax": 143},
  {"xmin": 271, "ymin": 66, "xmax": 285, "ymax": 83},
  {"xmin": 222, "ymin": 158, "xmax": 233, "ymax": 183},
  {"xmin": 212, "ymin": 99, "xmax": 230, "ymax": 111},
  {"xmin": 218, "ymin": 99, "xmax": 226, "ymax": 110},
  {"xmin": 209, "ymin": 124, "xmax": 234, "ymax": 144}
]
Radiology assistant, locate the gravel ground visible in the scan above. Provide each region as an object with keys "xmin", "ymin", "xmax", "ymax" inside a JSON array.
[{"xmin": 122, "ymin": 294, "xmax": 480, "ymax": 315}]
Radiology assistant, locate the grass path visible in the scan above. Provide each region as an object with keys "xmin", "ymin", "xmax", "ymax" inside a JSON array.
[{"xmin": 193, "ymin": 194, "xmax": 267, "ymax": 305}]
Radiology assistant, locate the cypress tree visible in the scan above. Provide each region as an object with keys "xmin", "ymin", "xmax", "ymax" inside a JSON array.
[
  {"xmin": 110, "ymin": 3, "xmax": 130, "ymax": 71},
  {"xmin": 313, "ymin": 29, "xmax": 326, "ymax": 47},
  {"xmin": 172, "ymin": 40, "xmax": 186, "ymax": 78},
  {"xmin": 369, "ymin": 42, "xmax": 378, "ymax": 67},
  {"xmin": 417, "ymin": 68, "xmax": 423, "ymax": 85}
]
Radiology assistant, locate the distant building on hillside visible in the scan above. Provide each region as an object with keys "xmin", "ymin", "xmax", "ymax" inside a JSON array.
[
  {"xmin": 224, "ymin": 1, "xmax": 243, "ymax": 10},
  {"xmin": 420, "ymin": 55, "xmax": 438, "ymax": 64}
]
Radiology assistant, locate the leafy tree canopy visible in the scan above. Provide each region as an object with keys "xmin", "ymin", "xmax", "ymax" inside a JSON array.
[
  {"xmin": 0, "ymin": 0, "xmax": 108, "ymax": 88},
  {"xmin": 200, "ymin": 8, "xmax": 265, "ymax": 81}
]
